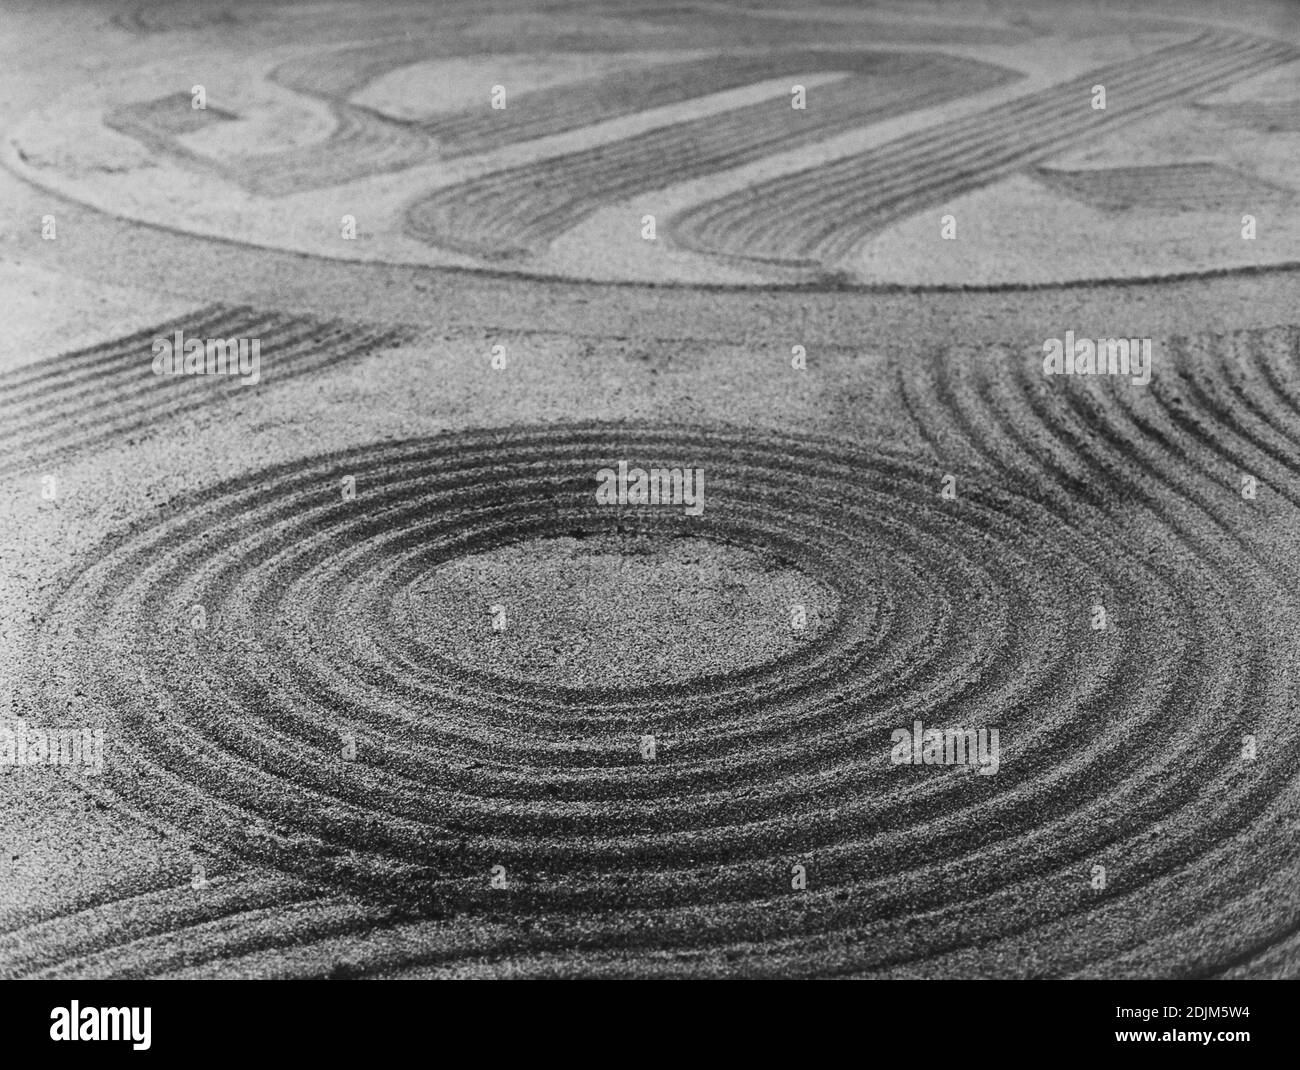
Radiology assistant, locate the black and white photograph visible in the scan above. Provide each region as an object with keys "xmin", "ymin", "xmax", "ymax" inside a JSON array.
[{"xmin": 0, "ymin": 0, "xmax": 1297, "ymax": 1045}]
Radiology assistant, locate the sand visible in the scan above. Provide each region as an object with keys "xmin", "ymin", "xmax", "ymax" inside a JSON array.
[{"xmin": 1, "ymin": 0, "xmax": 1298, "ymax": 980}]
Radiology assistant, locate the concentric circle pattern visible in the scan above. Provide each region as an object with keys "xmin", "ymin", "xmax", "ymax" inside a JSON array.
[{"xmin": 27, "ymin": 415, "xmax": 1300, "ymax": 976}]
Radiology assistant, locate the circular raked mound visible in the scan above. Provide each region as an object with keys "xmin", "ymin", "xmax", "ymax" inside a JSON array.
[{"xmin": 29, "ymin": 416, "xmax": 1299, "ymax": 974}]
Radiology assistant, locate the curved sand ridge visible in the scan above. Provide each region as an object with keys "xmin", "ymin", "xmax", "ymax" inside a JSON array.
[
  {"xmin": 21, "ymin": 403, "xmax": 1300, "ymax": 977},
  {"xmin": 1032, "ymin": 162, "xmax": 1297, "ymax": 212},
  {"xmin": 402, "ymin": 49, "xmax": 1018, "ymax": 260},
  {"xmin": 0, "ymin": 305, "xmax": 413, "ymax": 476},
  {"xmin": 1195, "ymin": 98, "xmax": 1300, "ymax": 132},
  {"xmin": 0, "ymin": 871, "xmax": 363, "ymax": 980},
  {"xmin": 672, "ymin": 30, "xmax": 1300, "ymax": 267},
  {"xmin": 15, "ymin": 6, "xmax": 1300, "ymax": 285}
]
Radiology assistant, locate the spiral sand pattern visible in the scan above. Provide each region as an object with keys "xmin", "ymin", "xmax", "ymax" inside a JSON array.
[{"xmin": 18, "ymin": 393, "xmax": 1300, "ymax": 976}]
